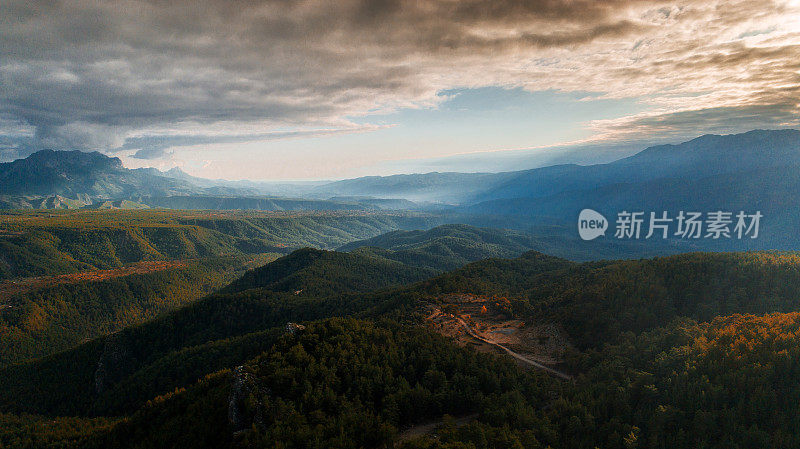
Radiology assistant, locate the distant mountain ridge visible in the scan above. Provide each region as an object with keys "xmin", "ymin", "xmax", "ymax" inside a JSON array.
[
  {"xmin": 458, "ymin": 130, "xmax": 800, "ymax": 249},
  {"xmin": 317, "ymin": 129, "xmax": 800, "ymax": 203},
  {"xmin": 0, "ymin": 150, "xmax": 423, "ymax": 210},
  {"xmin": 3, "ymin": 130, "xmax": 799, "ymax": 238},
  {"xmin": 0, "ymin": 149, "xmax": 200, "ymax": 198},
  {"xmin": 468, "ymin": 129, "xmax": 800, "ymax": 203},
  {"xmin": 300, "ymin": 129, "xmax": 800, "ymax": 207},
  {"xmin": 7, "ymin": 130, "xmax": 799, "ymax": 202},
  {"xmin": 315, "ymin": 172, "xmax": 516, "ymax": 203}
]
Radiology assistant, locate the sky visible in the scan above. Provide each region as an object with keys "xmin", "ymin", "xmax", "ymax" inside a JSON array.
[{"xmin": 1, "ymin": 0, "xmax": 799, "ymax": 180}]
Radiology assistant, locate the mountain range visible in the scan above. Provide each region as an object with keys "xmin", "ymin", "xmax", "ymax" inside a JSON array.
[
  {"xmin": 313, "ymin": 129, "xmax": 800, "ymax": 204},
  {"xmin": 3, "ymin": 130, "xmax": 800, "ymax": 448},
  {"xmin": 2, "ymin": 129, "xmax": 800, "ymax": 253},
  {"xmin": 0, "ymin": 150, "xmax": 201, "ymax": 199},
  {"xmin": 4, "ymin": 129, "xmax": 798, "ymax": 208}
]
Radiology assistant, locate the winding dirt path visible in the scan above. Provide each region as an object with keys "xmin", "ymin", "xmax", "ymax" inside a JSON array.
[{"xmin": 456, "ymin": 317, "xmax": 572, "ymax": 380}]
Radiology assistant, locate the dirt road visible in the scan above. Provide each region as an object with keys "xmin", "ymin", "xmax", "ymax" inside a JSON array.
[{"xmin": 456, "ymin": 317, "xmax": 572, "ymax": 380}]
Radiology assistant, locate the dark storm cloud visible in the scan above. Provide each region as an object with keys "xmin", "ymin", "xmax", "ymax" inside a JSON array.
[{"xmin": 0, "ymin": 0, "xmax": 798, "ymax": 160}]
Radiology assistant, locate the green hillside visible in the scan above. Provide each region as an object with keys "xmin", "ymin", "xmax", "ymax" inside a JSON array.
[
  {"xmin": 0, "ymin": 281, "xmax": 415, "ymax": 416},
  {"xmin": 6, "ymin": 313, "xmax": 800, "ymax": 449},
  {"xmin": 339, "ymin": 224, "xmax": 547, "ymax": 271},
  {"xmin": 223, "ymin": 248, "xmax": 436, "ymax": 296},
  {"xmin": 399, "ymin": 312, "xmax": 800, "ymax": 449},
  {"xmin": 88, "ymin": 318, "xmax": 548, "ymax": 449},
  {"xmin": 0, "ymin": 210, "xmax": 439, "ymax": 280},
  {"xmin": 4, "ymin": 250, "xmax": 800, "ymax": 448},
  {"xmin": 0, "ymin": 255, "xmax": 277, "ymax": 368},
  {"xmin": 420, "ymin": 251, "xmax": 800, "ymax": 348}
]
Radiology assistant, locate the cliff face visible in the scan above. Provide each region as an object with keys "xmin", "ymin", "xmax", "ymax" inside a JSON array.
[{"xmin": 228, "ymin": 365, "xmax": 266, "ymax": 438}]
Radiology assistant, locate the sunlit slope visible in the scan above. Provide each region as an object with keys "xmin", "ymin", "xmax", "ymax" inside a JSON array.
[
  {"xmin": 0, "ymin": 255, "xmax": 276, "ymax": 369},
  {"xmin": 0, "ymin": 210, "xmax": 438, "ymax": 279}
]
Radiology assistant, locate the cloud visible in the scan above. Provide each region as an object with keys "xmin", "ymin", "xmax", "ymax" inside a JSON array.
[
  {"xmin": 0, "ymin": 0, "xmax": 799, "ymax": 162},
  {"xmin": 130, "ymin": 147, "xmax": 174, "ymax": 160},
  {"xmin": 36, "ymin": 122, "xmax": 126, "ymax": 151},
  {"xmin": 123, "ymin": 125, "xmax": 388, "ymax": 160}
]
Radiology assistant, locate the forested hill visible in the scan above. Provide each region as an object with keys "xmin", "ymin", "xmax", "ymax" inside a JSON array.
[
  {"xmin": 0, "ymin": 210, "xmax": 438, "ymax": 279},
  {"xmin": 416, "ymin": 250, "xmax": 800, "ymax": 348},
  {"xmin": 0, "ymin": 248, "xmax": 573, "ymax": 418},
  {"xmin": 0, "ymin": 255, "xmax": 276, "ymax": 369},
  {"xmin": 222, "ymin": 248, "xmax": 436, "ymax": 296},
  {"xmin": 338, "ymin": 224, "xmax": 546, "ymax": 270},
  {"xmin": 4, "ymin": 250, "xmax": 800, "ymax": 448}
]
